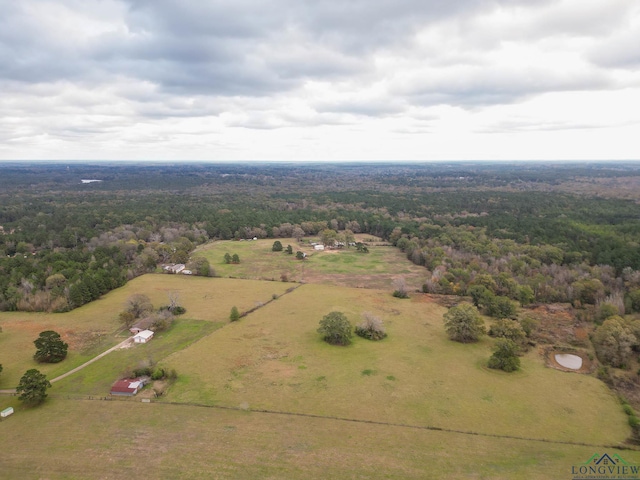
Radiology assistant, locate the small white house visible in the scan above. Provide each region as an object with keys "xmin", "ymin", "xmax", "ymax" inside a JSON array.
[
  {"xmin": 314, "ymin": 244, "xmax": 325, "ymax": 251},
  {"xmin": 1, "ymin": 407, "xmax": 14, "ymax": 418},
  {"xmin": 133, "ymin": 329, "xmax": 154, "ymax": 344}
]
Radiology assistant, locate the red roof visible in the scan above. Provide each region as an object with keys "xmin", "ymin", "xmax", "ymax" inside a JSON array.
[{"xmin": 110, "ymin": 378, "xmax": 144, "ymax": 395}]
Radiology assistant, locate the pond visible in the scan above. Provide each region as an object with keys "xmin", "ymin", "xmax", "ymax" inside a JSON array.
[{"xmin": 554, "ymin": 353, "xmax": 583, "ymax": 370}]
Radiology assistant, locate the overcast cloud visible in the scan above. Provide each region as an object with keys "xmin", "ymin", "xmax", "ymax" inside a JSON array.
[{"xmin": 0, "ymin": 0, "xmax": 638, "ymax": 161}]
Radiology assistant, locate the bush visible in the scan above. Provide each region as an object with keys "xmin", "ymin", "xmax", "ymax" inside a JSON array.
[
  {"xmin": 132, "ymin": 366, "xmax": 153, "ymax": 377},
  {"xmin": 272, "ymin": 241, "xmax": 283, "ymax": 252},
  {"xmin": 317, "ymin": 311, "xmax": 353, "ymax": 346},
  {"xmin": 230, "ymin": 306, "xmax": 240, "ymax": 322},
  {"xmin": 443, "ymin": 303, "xmax": 486, "ymax": 343},
  {"xmin": 355, "ymin": 312, "xmax": 387, "ymax": 341}
]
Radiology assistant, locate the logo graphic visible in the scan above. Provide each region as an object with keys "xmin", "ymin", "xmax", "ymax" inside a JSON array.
[{"xmin": 571, "ymin": 453, "xmax": 639, "ymax": 480}]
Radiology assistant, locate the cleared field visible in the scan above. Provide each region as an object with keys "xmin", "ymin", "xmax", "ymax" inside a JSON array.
[
  {"xmin": 0, "ymin": 279, "xmax": 638, "ymax": 479},
  {"xmin": 0, "ymin": 274, "xmax": 291, "ymax": 389},
  {"xmin": 3, "ymin": 397, "xmax": 638, "ymax": 480},
  {"xmin": 167, "ymin": 284, "xmax": 629, "ymax": 445},
  {"xmin": 195, "ymin": 237, "xmax": 427, "ymax": 290}
]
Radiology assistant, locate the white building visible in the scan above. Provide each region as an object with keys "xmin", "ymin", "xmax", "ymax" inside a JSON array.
[
  {"xmin": 133, "ymin": 329, "xmax": 154, "ymax": 344},
  {"xmin": 314, "ymin": 244, "xmax": 325, "ymax": 251}
]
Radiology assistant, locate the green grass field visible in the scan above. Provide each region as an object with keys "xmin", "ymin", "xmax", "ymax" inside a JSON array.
[
  {"xmin": 167, "ymin": 283, "xmax": 628, "ymax": 445},
  {"xmin": 195, "ymin": 237, "xmax": 427, "ymax": 290},
  {"xmin": 1, "ymin": 257, "xmax": 639, "ymax": 478},
  {"xmin": 1, "ymin": 397, "xmax": 634, "ymax": 480}
]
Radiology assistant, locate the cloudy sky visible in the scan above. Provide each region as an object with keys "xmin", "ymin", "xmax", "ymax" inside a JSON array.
[{"xmin": 1, "ymin": 0, "xmax": 639, "ymax": 161}]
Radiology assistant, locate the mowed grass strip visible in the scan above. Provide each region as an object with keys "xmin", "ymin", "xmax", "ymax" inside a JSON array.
[
  {"xmin": 195, "ymin": 237, "xmax": 425, "ymax": 289},
  {"xmin": 0, "ymin": 274, "xmax": 291, "ymax": 389},
  {"xmin": 1, "ymin": 398, "xmax": 636, "ymax": 480},
  {"xmin": 167, "ymin": 283, "xmax": 629, "ymax": 445}
]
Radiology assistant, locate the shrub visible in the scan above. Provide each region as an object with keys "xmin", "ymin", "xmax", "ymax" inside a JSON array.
[
  {"xmin": 132, "ymin": 366, "xmax": 153, "ymax": 377},
  {"xmin": 317, "ymin": 311, "xmax": 353, "ymax": 346},
  {"xmin": 443, "ymin": 303, "xmax": 486, "ymax": 343},
  {"xmin": 230, "ymin": 306, "xmax": 240, "ymax": 322},
  {"xmin": 392, "ymin": 277, "xmax": 409, "ymax": 299},
  {"xmin": 355, "ymin": 312, "xmax": 387, "ymax": 341}
]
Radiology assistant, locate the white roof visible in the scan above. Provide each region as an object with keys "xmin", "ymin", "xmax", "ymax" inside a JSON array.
[
  {"xmin": 134, "ymin": 329, "xmax": 154, "ymax": 340},
  {"xmin": 128, "ymin": 381, "xmax": 141, "ymax": 389}
]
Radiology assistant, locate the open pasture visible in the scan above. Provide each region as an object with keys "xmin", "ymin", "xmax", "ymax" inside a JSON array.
[
  {"xmin": 195, "ymin": 237, "xmax": 426, "ymax": 290},
  {"xmin": 1, "ymin": 397, "xmax": 629, "ymax": 480},
  {"xmin": 1, "ymin": 279, "xmax": 638, "ymax": 478},
  {"xmin": 167, "ymin": 283, "xmax": 629, "ymax": 445},
  {"xmin": 0, "ymin": 274, "xmax": 291, "ymax": 389}
]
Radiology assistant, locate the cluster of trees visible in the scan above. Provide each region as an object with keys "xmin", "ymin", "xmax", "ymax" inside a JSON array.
[
  {"xmin": 5, "ymin": 329, "xmax": 65, "ymax": 406},
  {"xmin": 223, "ymin": 253, "xmax": 240, "ymax": 264},
  {"xmin": 318, "ymin": 311, "xmax": 387, "ymax": 345},
  {"xmin": 443, "ymin": 303, "xmax": 531, "ymax": 372},
  {"xmin": 119, "ymin": 293, "xmax": 181, "ymax": 332},
  {"xmin": 592, "ymin": 315, "xmax": 640, "ymax": 369},
  {"xmin": 272, "ymin": 241, "xmax": 294, "ymax": 254}
]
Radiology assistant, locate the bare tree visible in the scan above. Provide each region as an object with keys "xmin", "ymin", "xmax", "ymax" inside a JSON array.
[
  {"xmin": 392, "ymin": 277, "xmax": 409, "ymax": 298},
  {"xmin": 168, "ymin": 291, "xmax": 180, "ymax": 312},
  {"xmin": 125, "ymin": 294, "xmax": 153, "ymax": 319},
  {"xmin": 355, "ymin": 312, "xmax": 387, "ymax": 340}
]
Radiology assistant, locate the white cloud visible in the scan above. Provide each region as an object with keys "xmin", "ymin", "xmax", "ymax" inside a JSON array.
[{"xmin": 0, "ymin": 0, "xmax": 638, "ymax": 161}]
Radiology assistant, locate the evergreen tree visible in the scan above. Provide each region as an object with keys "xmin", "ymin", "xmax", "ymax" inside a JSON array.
[
  {"xmin": 33, "ymin": 330, "xmax": 68, "ymax": 363},
  {"xmin": 17, "ymin": 369, "xmax": 51, "ymax": 406}
]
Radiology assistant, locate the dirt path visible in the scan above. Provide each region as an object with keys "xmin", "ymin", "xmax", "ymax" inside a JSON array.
[{"xmin": 0, "ymin": 337, "xmax": 133, "ymax": 395}]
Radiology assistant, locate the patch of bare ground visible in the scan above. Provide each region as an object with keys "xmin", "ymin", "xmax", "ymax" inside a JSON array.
[
  {"xmin": 64, "ymin": 330, "xmax": 109, "ymax": 352},
  {"xmin": 299, "ymin": 272, "xmax": 424, "ymax": 291},
  {"xmin": 523, "ymin": 303, "xmax": 591, "ymax": 347}
]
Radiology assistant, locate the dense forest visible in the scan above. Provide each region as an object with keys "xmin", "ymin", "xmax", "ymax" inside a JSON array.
[{"xmin": 1, "ymin": 161, "xmax": 640, "ymax": 319}]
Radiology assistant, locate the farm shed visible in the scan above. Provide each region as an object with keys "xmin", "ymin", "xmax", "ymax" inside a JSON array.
[
  {"xmin": 314, "ymin": 244, "xmax": 325, "ymax": 251},
  {"xmin": 133, "ymin": 329, "xmax": 154, "ymax": 344},
  {"xmin": 129, "ymin": 317, "xmax": 154, "ymax": 335},
  {"xmin": 1, "ymin": 407, "xmax": 14, "ymax": 418},
  {"xmin": 110, "ymin": 378, "xmax": 148, "ymax": 396}
]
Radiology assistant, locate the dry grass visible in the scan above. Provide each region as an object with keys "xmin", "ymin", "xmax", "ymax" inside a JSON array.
[
  {"xmin": 0, "ymin": 274, "xmax": 291, "ymax": 388},
  {"xmin": 167, "ymin": 284, "xmax": 629, "ymax": 445}
]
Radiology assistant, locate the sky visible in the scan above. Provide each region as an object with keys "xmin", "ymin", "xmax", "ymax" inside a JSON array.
[{"xmin": 1, "ymin": 0, "xmax": 639, "ymax": 162}]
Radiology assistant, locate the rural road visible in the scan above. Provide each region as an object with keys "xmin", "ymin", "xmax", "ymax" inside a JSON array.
[{"xmin": 0, "ymin": 337, "xmax": 133, "ymax": 395}]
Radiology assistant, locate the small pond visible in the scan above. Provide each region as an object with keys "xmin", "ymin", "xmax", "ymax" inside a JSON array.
[{"xmin": 554, "ymin": 353, "xmax": 583, "ymax": 370}]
